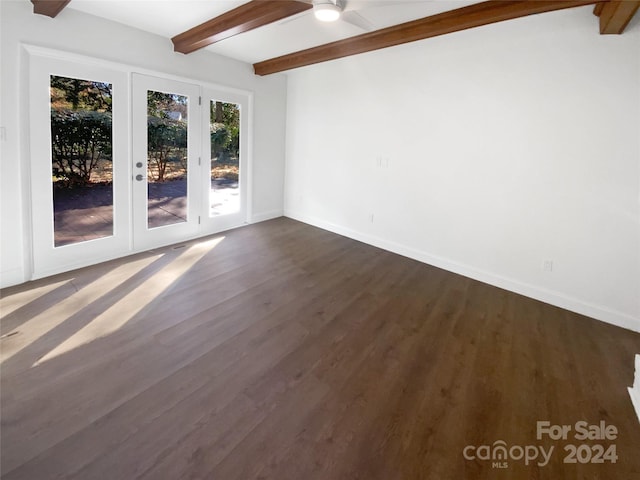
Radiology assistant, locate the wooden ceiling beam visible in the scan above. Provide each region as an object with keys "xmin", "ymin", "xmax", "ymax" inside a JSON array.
[
  {"xmin": 172, "ymin": 0, "xmax": 312, "ymax": 54},
  {"xmin": 254, "ymin": 0, "xmax": 601, "ymax": 76},
  {"xmin": 596, "ymin": 0, "xmax": 640, "ymax": 33},
  {"xmin": 31, "ymin": 0, "xmax": 71, "ymax": 18},
  {"xmin": 593, "ymin": 2, "xmax": 606, "ymax": 16}
]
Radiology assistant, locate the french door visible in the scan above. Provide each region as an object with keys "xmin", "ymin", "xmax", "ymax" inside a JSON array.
[
  {"xmin": 131, "ymin": 77, "xmax": 249, "ymax": 249},
  {"xmin": 29, "ymin": 54, "xmax": 130, "ymax": 278},
  {"xmin": 132, "ymin": 74, "xmax": 201, "ymax": 250},
  {"xmin": 28, "ymin": 49, "xmax": 249, "ymax": 279}
]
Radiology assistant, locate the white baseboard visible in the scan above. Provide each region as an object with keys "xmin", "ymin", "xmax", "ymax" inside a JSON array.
[
  {"xmin": 250, "ymin": 209, "xmax": 283, "ymax": 224},
  {"xmin": 284, "ymin": 210, "xmax": 640, "ymax": 334}
]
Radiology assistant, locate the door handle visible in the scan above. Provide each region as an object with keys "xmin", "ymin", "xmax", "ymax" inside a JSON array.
[{"xmin": 135, "ymin": 174, "xmax": 146, "ymax": 181}]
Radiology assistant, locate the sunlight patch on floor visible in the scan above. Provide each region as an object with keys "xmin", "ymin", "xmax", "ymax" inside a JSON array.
[
  {"xmin": 0, "ymin": 279, "xmax": 71, "ymax": 318},
  {"xmin": 0, "ymin": 255, "xmax": 162, "ymax": 364},
  {"xmin": 34, "ymin": 237, "xmax": 224, "ymax": 366}
]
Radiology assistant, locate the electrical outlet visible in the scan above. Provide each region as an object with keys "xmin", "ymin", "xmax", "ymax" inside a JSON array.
[
  {"xmin": 369, "ymin": 213, "xmax": 374, "ymax": 223},
  {"xmin": 543, "ymin": 260, "xmax": 553, "ymax": 272},
  {"xmin": 375, "ymin": 157, "xmax": 390, "ymax": 168}
]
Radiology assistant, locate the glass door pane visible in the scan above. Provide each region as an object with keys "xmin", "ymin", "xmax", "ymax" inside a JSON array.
[
  {"xmin": 50, "ymin": 75, "xmax": 114, "ymax": 247},
  {"xmin": 209, "ymin": 100, "xmax": 241, "ymax": 217},
  {"xmin": 146, "ymin": 91, "xmax": 188, "ymax": 228}
]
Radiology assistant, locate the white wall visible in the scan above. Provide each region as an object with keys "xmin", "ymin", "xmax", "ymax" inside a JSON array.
[
  {"xmin": 284, "ymin": 6, "xmax": 640, "ymax": 331},
  {"xmin": 0, "ymin": 0, "xmax": 287, "ymax": 287}
]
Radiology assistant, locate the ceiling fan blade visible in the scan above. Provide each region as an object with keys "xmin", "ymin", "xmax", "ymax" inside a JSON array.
[{"xmin": 341, "ymin": 10, "xmax": 375, "ymax": 31}]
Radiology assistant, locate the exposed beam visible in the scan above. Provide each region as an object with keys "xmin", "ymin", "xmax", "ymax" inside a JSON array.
[
  {"xmin": 172, "ymin": 0, "xmax": 312, "ymax": 54},
  {"xmin": 596, "ymin": 0, "xmax": 640, "ymax": 33},
  {"xmin": 31, "ymin": 0, "xmax": 71, "ymax": 18},
  {"xmin": 593, "ymin": 2, "xmax": 606, "ymax": 16},
  {"xmin": 254, "ymin": 0, "xmax": 600, "ymax": 76}
]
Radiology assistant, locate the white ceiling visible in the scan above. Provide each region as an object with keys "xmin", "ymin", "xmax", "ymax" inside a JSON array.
[{"xmin": 66, "ymin": 0, "xmax": 477, "ymax": 65}]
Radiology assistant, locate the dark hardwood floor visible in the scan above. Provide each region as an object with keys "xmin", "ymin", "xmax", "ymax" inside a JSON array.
[{"xmin": 1, "ymin": 217, "xmax": 639, "ymax": 479}]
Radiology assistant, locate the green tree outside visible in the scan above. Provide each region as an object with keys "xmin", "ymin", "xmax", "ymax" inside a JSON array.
[{"xmin": 50, "ymin": 75, "xmax": 113, "ymax": 188}]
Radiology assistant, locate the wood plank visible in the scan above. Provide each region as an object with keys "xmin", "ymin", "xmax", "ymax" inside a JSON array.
[
  {"xmin": 30, "ymin": 0, "xmax": 71, "ymax": 18},
  {"xmin": 593, "ymin": 2, "xmax": 606, "ymax": 16},
  {"xmin": 598, "ymin": 0, "xmax": 640, "ymax": 33},
  {"xmin": 172, "ymin": 0, "xmax": 312, "ymax": 54},
  {"xmin": 253, "ymin": 0, "xmax": 600, "ymax": 75},
  {"xmin": 2, "ymin": 218, "xmax": 640, "ymax": 479}
]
